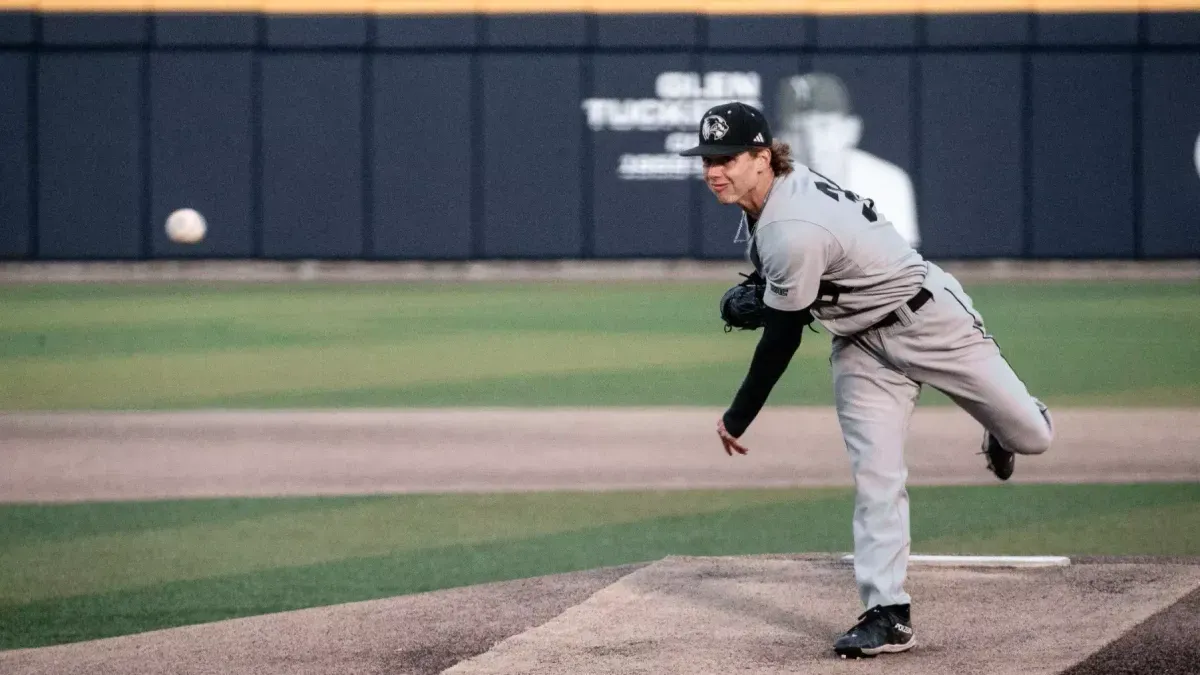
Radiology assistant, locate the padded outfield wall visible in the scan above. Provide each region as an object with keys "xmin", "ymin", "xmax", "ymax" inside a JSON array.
[{"xmin": 0, "ymin": 1, "xmax": 1198, "ymax": 261}]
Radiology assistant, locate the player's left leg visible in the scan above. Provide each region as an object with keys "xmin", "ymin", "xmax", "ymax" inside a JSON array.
[{"xmin": 829, "ymin": 335, "xmax": 920, "ymax": 658}]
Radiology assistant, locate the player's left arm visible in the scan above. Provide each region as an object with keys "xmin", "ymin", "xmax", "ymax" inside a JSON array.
[
  {"xmin": 718, "ymin": 307, "xmax": 813, "ymax": 453},
  {"xmin": 718, "ymin": 223, "xmax": 831, "ymax": 452}
]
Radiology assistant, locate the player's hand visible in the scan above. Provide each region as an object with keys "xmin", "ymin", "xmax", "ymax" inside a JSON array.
[{"xmin": 717, "ymin": 419, "xmax": 749, "ymax": 456}]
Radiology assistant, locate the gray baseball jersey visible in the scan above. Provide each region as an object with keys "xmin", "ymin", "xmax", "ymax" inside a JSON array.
[
  {"xmin": 742, "ymin": 168, "xmax": 926, "ymax": 336},
  {"xmin": 736, "ymin": 165, "xmax": 1053, "ymax": 611}
]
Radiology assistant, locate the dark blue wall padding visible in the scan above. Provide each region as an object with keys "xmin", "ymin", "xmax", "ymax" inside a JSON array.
[
  {"xmin": 1030, "ymin": 54, "xmax": 1134, "ymax": 258},
  {"xmin": 814, "ymin": 15, "xmax": 916, "ymax": 48},
  {"xmin": 705, "ymin": 15, "xmax": 808, "ymax": 48},
  {"xmin": 918, "ymin": 54, "xmax": 1024, "ymax": 258},
  {"xmin": 265, "ymin": 14, "xmax": 367, "ymax": 48},
  {"xmin": 806, "ymin": 54, "xmax": 915, "ymax": 230},
  {"xmin": 595, "ymin": 13, "xmax": 698, "ymax": 48},
  {"xmin": 371, "ymin": 54, "xmax": 473, "ymax": 260},
  {"xmin": 698, "ymin": 53, "xmax": 805, "ymax": 259},
  {"xmin": 149, "ymin": 52, "xmax": 254, "ymax": 258},
  {"xmin": 485, "ymin": 13, "xmax": 587, "ymax": 47},
  {"xmin": 923, "ymin": 13, "xmax": 1031, "ymax": 47},
  {"xmin": 1034, "ymin": 12, "xmax": 1138, "ymax": 46},
  {"xmin": 0, "ymin": 11, "xmax": 34, "ymax": 45},
  {"xmin": 1147, "ymin": 13, "xmax": 1200, "ymax": 45},
  {"xmin": 480, "ymin": 54, "xmax": 582, "ymax": 258},
  {"xmin": 375, "ymin": 15, "xmax": 478, "ymax": 48},
  {"xmin": 0, "ymin": 53, "xmax": 30, "ymax": 257},
  {"xmin": 37, "ymin": 52, "xmax": 143, "ymax": 259},
  {"xmin": 9, "ymin": 10, "xmax": 1200, "ymax": 263},
  {"xmin": 261, "ymin": 54, "xmax": 364, "ymax": 258},
  {"xmin": 154, "ymin": 13, "xmax": 258, "ymax": 47},
  {"xmin": 1140, "ymin": 55, "xmax": 1200, "ymax": 257},
  {"xmin": 589, "ymin": 53, "xmax": 692, "ymax": 258},
  {"xmin": 41, "ymin": 13, "xmax": 148, "ymax": 46}
]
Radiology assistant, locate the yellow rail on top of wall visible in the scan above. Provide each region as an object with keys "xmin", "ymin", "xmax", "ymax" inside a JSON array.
[{"xmin": 3, "ymin": 0, "xmax": 1199, "ymax": 14}]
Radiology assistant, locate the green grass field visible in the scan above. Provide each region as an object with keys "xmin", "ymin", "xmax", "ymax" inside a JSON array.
[
  {"xmin": 2, "ymin": 280, "xmax": 1199, "ymax": 409},
  {"xmin": 2, "ymin": 280, "xmax": 1198, "ymax": 650},
  {"xmin": 2, "ymin": 483, "xmax": 1199, "ymax": 650}
]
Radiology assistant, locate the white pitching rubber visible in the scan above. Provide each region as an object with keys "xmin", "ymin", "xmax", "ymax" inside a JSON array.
[{"xmin": 839, "ymin": 554, "xmax": 1071, "ymax": 568}]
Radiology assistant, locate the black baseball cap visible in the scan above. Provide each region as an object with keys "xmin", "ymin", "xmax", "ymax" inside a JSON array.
[{"xmin": 679, "ymin": 102, "xmax": 773, "ymax": 157}]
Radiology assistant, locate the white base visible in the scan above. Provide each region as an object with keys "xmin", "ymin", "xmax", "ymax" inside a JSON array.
[{"xmin": 840, "ymin": 554, "xmax": 1071, "ymax": 568}]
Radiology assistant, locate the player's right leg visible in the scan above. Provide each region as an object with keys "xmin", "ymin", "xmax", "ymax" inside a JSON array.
[
  {"xmin": 887, "ymin": 267, "xmax": 1053, "ymax": 479},
  {"xmin": 830, "ymin": 335, "xmax": 920, "ymax": 658},
  {"xmin": 915, "ymin": 339, "xmax": 1053, "ymax": 458}
]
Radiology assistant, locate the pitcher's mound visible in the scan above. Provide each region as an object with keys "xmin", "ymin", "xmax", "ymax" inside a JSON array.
[{"xmin": 445, "ymin": 555, "xmax": 1200, "ymax": 675}]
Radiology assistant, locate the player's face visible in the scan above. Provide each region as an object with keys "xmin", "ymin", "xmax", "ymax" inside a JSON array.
[{"xmin": 702, "ymin": 151, "xmax": 766, "ymax": 205}]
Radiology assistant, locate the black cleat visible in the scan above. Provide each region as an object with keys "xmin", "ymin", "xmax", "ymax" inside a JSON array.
[
  {"xmin": 982, "ymin": 399, "xmax": 1051, "ymax": 481},
  {"xmin": 833, "ymin": 604, "xmax": 915, "ymax": 659},
  {"xmin": 982, "ymin": 428, "xmax": 1015, "ymax": 481}
]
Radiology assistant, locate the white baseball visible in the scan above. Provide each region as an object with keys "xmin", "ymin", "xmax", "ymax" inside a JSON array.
[{"xmin": 166, "ymin": 208, "xmax": 207, "ymax": 244}]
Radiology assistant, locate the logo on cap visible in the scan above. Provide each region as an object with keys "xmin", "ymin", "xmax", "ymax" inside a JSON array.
[{"xmin": 701, "ymin": 115, "xmax": 730, "ymax": 142}]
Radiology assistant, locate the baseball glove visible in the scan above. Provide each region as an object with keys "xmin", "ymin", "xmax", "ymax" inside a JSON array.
[{"xmin": 720, "ymin": 271, "xmax": 768, "ymax": 332}]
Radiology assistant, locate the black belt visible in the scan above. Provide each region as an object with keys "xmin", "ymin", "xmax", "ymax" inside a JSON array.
[{"xmin": 870, "ymin": 287, "xmax": 933, "ymax": 331}]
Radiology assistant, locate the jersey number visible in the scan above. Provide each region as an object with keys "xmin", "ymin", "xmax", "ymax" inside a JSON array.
[{"xmin": 814, "ymin": 180, "xmax": 879, "ymax": 223}]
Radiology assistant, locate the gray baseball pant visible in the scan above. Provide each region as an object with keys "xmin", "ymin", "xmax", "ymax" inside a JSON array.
[{"xmin": 830, "ymin": 263, "xmax": 1053, "ymax": 609}]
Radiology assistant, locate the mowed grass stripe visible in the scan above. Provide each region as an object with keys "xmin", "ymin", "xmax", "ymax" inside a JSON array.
[
  {"xmin": 906, "ymin": 482, "xmax": 1200, "ymax": 542},
  {"xmin": 194, "ymin": 350, "xmax": 833, "ymax": 408},
  {"xmin": 0, "ymin": 332, "xmax": 739, "ymax": 410},
  {"xmin": 0, "ymin": 490, "xmax": 820, "ymax": 603},
  {"xmin": 0, "ymin": 496, "xmax": 381, "ymax": 548},
  {"xmin": 0, "ymin": 321, "xmax": 316, "ymax": 360},
  {"xmin": 2, "ymin": 483, "xmax": 1198, "ymax": 650},
  {"xmin": 917, "ymin": 501, "xmax": 1200, "ymax": 556},
  {"xmin": 0, "ymin": 283, "xmax": 722, "ymax": 331},
  {"xmin": 2, "ymin": 281, "xmax": 1200, "ymax": 409},
  {"xmin": 1055, "ymin": 386, "xmax": 1200, "ymax": 407}
]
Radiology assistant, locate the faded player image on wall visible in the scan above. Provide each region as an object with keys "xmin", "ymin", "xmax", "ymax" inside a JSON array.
[
  {"xmin": 1194, "ymin": 130, "xmax": 1200, "ymax": 181},
  {"xmin": 775, "ymin": 73, "xmax": 921, "ymax": 249}
]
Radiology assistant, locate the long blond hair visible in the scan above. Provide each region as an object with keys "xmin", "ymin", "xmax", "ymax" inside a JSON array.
[{"xmin": 754, "ymin": 140, "xmax": 795, "ymax": 175}]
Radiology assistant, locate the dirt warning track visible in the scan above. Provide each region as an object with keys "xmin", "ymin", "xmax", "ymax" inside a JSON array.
[{"xmin": 2, "ymin": 407, "xmax": 1198, "ymax": 503}]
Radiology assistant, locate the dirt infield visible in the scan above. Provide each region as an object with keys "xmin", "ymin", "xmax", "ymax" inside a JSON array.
[
  {"xmin": 4, "ymin": 557, "xmax": 1199, "ymax": 675},
  {"xmin": 445, "ymin": 556, "xmax": 1200, "ymax": 675},
  {"xmin": 1, "ymin": 406, "xmax": 1198, "ymax": 675},
  {"xmin": 0, "ymin": 564, "xmax": 645, "ymax": 675},
  {"xmin": 2, "ymin": 407, "xmax": 1198, "ymax": 503}
]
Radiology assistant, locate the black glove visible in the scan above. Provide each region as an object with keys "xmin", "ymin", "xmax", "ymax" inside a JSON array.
[{"xmin": 720, "ymin": 271, "xmax": 768, "ymax": 333}]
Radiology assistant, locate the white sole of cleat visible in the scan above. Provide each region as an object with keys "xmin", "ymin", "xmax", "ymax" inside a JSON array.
[
  {"xmin": 862, "ymin": 639, "xmax": 916, "ymax": 656},
  {"xmin": 836, "ymin": 639, "xmax": 915, "ymax": 659}
]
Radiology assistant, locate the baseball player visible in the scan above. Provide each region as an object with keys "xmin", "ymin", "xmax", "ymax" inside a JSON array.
[{"xmin": 679, "ymin": 102, "xmax": 1054, "ymax": 659}]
